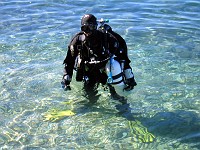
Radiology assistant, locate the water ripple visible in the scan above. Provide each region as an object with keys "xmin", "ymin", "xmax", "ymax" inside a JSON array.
[{"xmin": 0, "ymin": 0, "xmax": 200, "ymax": 149}]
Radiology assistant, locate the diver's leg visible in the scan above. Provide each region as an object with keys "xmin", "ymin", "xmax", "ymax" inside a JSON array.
[
  {"xmin": 107, "ymin": 84, "xmax": 127, "ymax": 104},
  {"xmin": 83, "ymin": 81, "xmax": 100, "ymax": 104}
]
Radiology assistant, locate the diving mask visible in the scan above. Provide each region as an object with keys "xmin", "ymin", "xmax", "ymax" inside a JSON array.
[{"xmin": 81, "ymin": 24, "xmax": 97, "ymax": 33}]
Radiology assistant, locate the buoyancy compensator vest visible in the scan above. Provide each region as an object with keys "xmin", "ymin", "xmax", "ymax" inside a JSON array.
[{"xmin": 74, "ymin": 31, "xmax": 110, "ymax": 82}]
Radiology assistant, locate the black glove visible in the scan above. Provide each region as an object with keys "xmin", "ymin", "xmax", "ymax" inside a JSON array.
[
  {"xmin": 124, "ymin": 77, "xmax": 137, "ymax": 91},
  {"xmin": 61, "ymin": 75, "xmax": 71, "ymax": 91}
]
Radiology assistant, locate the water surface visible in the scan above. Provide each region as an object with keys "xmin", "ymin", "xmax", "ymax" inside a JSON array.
[{"xmin": 0, "ymin": 0, "xmax": 200, "ymax": 149}]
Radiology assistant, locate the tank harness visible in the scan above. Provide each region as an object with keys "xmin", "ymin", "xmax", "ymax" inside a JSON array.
[
  {"xmin": 100, "ymin": 24, "xmax": 125, "ymax": 85},
  {"xmin": 74, "ymin": 29, "xmax": 125, "ymax": 86},
  {"xmin": 74, "ymin": 32, "xmax": 110, "ymax": 82}
]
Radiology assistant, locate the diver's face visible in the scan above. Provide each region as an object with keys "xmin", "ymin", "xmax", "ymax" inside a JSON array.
[{"xmin": 81, "ymin": 24, "xmax": 97, "ymax": 36}]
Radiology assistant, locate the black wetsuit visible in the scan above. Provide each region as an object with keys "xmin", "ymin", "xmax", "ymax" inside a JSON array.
[{"xmin": 63, "ymin": 30, "xmax": 119, "ymax": 85}]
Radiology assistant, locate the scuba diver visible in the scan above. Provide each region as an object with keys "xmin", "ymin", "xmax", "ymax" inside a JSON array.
[{"xmin": 61, "ymin": 14, "xmax": 137, "ymax": 103}]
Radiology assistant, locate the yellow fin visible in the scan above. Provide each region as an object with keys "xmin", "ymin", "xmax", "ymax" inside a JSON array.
[
  {"xmin": 129, "ymin": 120, "xmax": 156, "ymax": 143},
  {"xmin": 43, "ymin": 109, "xmax": 75, "ymax": 122}
]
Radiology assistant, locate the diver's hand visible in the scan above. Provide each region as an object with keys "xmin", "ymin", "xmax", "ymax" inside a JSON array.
[
  {"xmin": 124, "ymin": 77, "xmax": 137, "ymax": 91},
  {"xmin": 61, "ymin": 75, "xmax": 72, "ymax": 91},
  {"xmin": 61, "ymin": 80, "xmax": 71, "ymax": 91},
  {"xmin": 124, "ymin": 85, "xmax": 134, "ymax": 91},
  {"xmin": 64, "ymin": 85, "xmax": 71, "ymax": 91}
]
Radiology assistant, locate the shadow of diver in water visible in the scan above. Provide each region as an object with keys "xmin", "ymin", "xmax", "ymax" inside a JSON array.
[{"xmin": 81, "ymin": 85, "xmax": 156, "ymax": 143}]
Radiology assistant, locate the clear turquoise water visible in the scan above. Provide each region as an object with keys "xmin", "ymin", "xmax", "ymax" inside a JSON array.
[{"xmin": 0, "ymin": 0, "xmax": 200, "ymax": 149}]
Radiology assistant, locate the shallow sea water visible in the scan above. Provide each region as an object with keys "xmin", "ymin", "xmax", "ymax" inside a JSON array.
[{"xmin": 0, "ymin": 0, "xmax": 200, "ymax": 149}]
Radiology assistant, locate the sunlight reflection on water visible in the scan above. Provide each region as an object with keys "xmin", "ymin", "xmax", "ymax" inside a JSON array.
[{"xmin": 0, "ymin": 0, "xmax": 200, "ymax": 149}]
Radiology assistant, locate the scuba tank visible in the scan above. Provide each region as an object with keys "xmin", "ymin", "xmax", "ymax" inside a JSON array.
[
  {"xmin": 98, "ymin": 19, "xmax": 127, "ymax": 94},
  {"xmin": 105, "ymin": 56, "xmax": 126, "ymax": 94}
]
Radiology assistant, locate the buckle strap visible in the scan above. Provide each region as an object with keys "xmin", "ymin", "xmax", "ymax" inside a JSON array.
[
  {"xmin": 85, "ymin": 57, "xmax": 109, "ymax": 65},
  {"xmin": 112, "ymin": 72, "xmax": 123, "ymax": 80}
]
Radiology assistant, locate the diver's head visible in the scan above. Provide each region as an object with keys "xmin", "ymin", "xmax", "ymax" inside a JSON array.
[{"xmin": 81, "ymin": 14, "xmax": 97, "ymax": 35}]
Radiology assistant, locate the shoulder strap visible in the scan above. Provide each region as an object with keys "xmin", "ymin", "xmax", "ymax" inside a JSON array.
[{"xmin": 98, "ymin": 26, "xmax": 112, "ymax": 57}]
